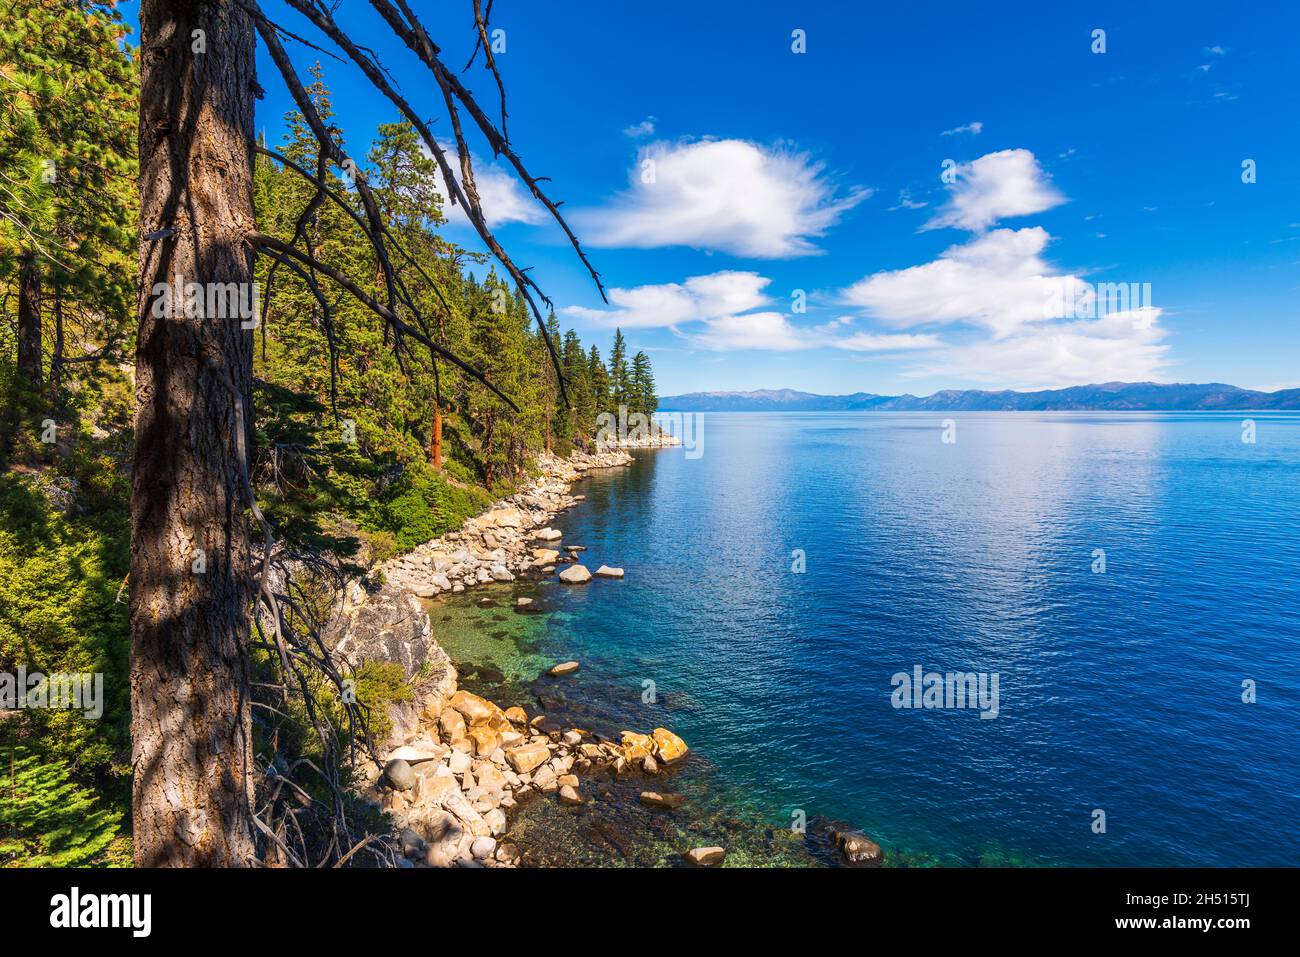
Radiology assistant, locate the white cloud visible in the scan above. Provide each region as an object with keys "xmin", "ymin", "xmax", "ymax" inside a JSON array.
[
  {"xmin": 841, "ymin": 226, "xmax": 1171, "ymax": 387},
  {"xmin": 903, "ymin": 308, "xmax": 1169, "ymax": 389},
  {"xmin": 562, "ymin": 270, "xmax": 770, "ymax": 329},
  {"xmin": 576, "ymin": 139, "xmax": 870, "ymax": 258},
  {"xmin": 425, "ymin": 143, "xmax": 545, "ymax": 228},
  {"xmin": 623, "ymin": 117, "xmax": 656, "ymax": 138},
  {"xmin": 924, "ymin": 148, "xmax": 1065, "ymax": 232},
  {"xmin": 837, "ymin": 332, "xmax": 944, "ymax": 352},
  {"xmin": 844, "ymin": 227, "xmax": 1082, "ymax": 337},
  {"xmin": 564, "ymin": 271, "xmax": 943, "ymax": 354},
  {"xmin": 692, "ymin": 312, "xmax": 819, "ymax": 351},
  {"xmin": 941, "ymin": 121, "xmax": 983, "ymax": 136}
]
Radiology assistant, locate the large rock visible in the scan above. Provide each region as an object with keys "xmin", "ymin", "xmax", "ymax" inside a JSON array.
[
  {"xmin": 416, "ymin": 774, "xmax": 459, "ymax": 805},
  {"xmin": 534, "ymin": 527, "xmax": 563, "ymax": 542},
  {"xmin": 467, "ymin": 724, "xmax": 501, "ymax": 756},
  {"xmin": 483, "ymin": 507, "xmax": 522, "ymax": 529},
  {"xmin": 439, "ymin": 708, "xmax": 467, "ymax": 741},
  {"xmin": 449, "ymin": 690, "xmax": 501, "ymax": 724},
  {"xmin": 594, "ymin": 565, "xmax": 624, "ymax": 578},
  {"xmin": 619, "ymin": 731, "xmax": 655, "ymax": 762},
  {"xmin": 832, "ymin": 829, "xmax": 883, "ymax": 865},
  {"xmin": 651, "ymin": 727, "xmax": 689, "ymax": 764},
  {"xmin": 558, "ymin": 784, "xmax": 583, "ymax": 806},
  {"xmin": 548, "ymin": 661, "xmax": 580, "ymax": 677},
  {"xmin": 475, "ymin": 762, "xmax": 509, "ymax": 794},
  {"xmin": 388, "ymin": 743, "xmax": 446, "ymax": 764},
  {"xmin": 505, "ymin": 741, "xmax": 551, "ymax": 774},
  {"xmin": 384, "ymin": 759, "xmax": 416, "ymax": 792},
  {"xmin": 322, "ymin": 585, "xmax": 456, "ymax": 752},
  {"xmin": 531, "ymin": 765, "xmax": 559, "ymax": 792},
  {"xmin": 532, "ymin": 548, "xmax": 560, "ymax": 565},
  {"xmin": 685, "ymin": 846, "xmax": 726, "ymax": 867},
  {"xmin": 558, "ymin": 565, "xmax": 591, "ymax": 584}
]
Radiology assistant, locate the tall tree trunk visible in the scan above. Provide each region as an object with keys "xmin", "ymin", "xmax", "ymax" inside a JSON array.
[
  {"xmin": 131, "ymin": 0, "xmax": 259, "ymax": 868},
  {"xmin": 430, "ymin": 406, "xmax": 442, "ymax": 468},
  {"xmin": 16, "ymin": 253, "xmax": 41, "ymax": 391},
  {"xmin": 48, "ymin": 287, "xmax": 63, "ymax": 407}
]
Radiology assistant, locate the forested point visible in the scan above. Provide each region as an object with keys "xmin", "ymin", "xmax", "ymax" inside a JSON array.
[{"xmin": 0, "ymin": 0, "xmax": 657, "ymax": 866}]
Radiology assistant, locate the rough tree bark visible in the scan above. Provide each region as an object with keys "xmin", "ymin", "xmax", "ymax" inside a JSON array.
[
  {"xmin": 16, "ymin": 253, "xmax": 41, "ymax": 391},
  {"xmin": 131, "ymin": 0, "xmax": 259, "ymax": 867},
  {"xmin": 430, "ymin": 406, "xmax": 442, "ymax": 468}
]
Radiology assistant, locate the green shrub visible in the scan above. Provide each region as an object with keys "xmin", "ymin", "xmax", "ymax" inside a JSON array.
[
  {"xmin": 374, "ymin": 461, "xmax": 491, "ymax": 550},
  {"xmin": 0, "ymin": 745, "xmax": 129, "ymax": 867}
]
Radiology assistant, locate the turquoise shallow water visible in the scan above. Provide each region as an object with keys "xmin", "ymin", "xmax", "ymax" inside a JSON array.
[{"xmin": 432, "ymin": 412, "xmax": 1300, "ymax": 866}]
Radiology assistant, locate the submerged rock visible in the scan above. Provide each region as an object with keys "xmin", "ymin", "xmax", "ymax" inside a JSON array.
[
  {"xmin": 639, "ymin": 791, "xmax": 686, "ymax": 810},
  {"xmin": 831, "ymin": 828, "xmax": 883, "ymax": 865},
  {"xmin": 548, "ymin": 661, "xmax": 580, "ymax": 677},
  {"xmin": 685, "ymin": 846, "xmax": 726, "ymax": 867}
]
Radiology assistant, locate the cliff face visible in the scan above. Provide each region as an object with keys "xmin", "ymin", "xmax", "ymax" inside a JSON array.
[{"xmin": 325, "ymin": 583, "xmax": 458, "ymax": 751}]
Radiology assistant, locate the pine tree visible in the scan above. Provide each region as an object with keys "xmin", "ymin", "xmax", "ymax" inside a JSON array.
[
  {"xmin": 588, "ymin": 343, "xmax": 611, "ymax": 415},
  {"xmin": 607, "ymin": 328, "xmax": 629, "ymax": 408},
  {"xmin": 630, "ymin": 350, "xmax": 657, "ymax": 417},
  {"xmin": 0, "ymin": 0, "xmax": 136, "ymax": 415}
]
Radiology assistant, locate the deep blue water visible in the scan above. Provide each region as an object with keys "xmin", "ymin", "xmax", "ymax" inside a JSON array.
[{"xmin": 474, "ymin": 413, "xmax": 1300, "ymax": 866}]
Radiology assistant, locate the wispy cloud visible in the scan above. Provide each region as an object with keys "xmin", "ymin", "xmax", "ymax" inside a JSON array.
[
  {"xmin": 623, "ymin": 116, "xmax": 656, "ymax": 138},
  {"xmin": 564, "ymin": 271, "xmax": 942, "ymax": 354},
  {"xmin": 888, "ymin": 189, "xmax": 928, "ymax": 211},
  {"xmin": 574, "ymin": 139, "xmax": 870, "ymax": 258},
  {"xmin": 941, "ymin": 121, "xmax": 984, "ymax": 136}
]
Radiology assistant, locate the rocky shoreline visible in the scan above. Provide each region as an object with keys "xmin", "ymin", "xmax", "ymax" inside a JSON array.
[
  {"xmin": 327, "ymin": 437, "xmax": 885, "ymax": 868},
  {"xmin": 374, "ymin": 446, "xmax": 637, "ymax": 599},
  {"xmin": 328, "ymin": 440, "xmax": 709, "ymax": 867}
]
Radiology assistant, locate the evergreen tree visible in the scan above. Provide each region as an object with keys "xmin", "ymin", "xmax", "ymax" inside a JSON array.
[
  {"xmin": 630, "ymin": 350, "xmax": 657, "ymax": 417},
  {"xmin": 588, "ymin": 343, "xmax": 611, "ymax": 415},
  {"xmin": 0, "ymin": 0, "xmax": 136, "ymax": 422},
  {"xmin": 607, "ymin": 328, "xmax": 629, "ymax": 408}
]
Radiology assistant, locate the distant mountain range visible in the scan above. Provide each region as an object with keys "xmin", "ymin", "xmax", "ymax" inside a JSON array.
[{"xmin": 657, "ymin": 382, "xmax": 1300, "ymax": 412}]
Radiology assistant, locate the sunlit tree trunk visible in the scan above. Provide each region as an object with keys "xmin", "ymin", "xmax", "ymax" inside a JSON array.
[
  {"xmin": 430, "ymin": 406, "xmax": 442, "ymax": 468},
  {"xmin": 130, "ymin": 0, "xmax": 258, "ymax": 868}
]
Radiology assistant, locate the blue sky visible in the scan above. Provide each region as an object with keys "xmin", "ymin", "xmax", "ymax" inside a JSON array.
[{"xmin": 120, "ymin": 1, "xmax": 1300, "ymax": 396}]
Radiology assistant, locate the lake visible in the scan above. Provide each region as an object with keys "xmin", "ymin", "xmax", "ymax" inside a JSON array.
[{"xmin": 431, "ymin": 412, "xmax": 1300, "ymax": 866}]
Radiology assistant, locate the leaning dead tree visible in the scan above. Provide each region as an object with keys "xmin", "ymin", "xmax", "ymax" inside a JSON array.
[{"xmin": 131, "ymin": 0, "xmax": 604, "ymax": 867}]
